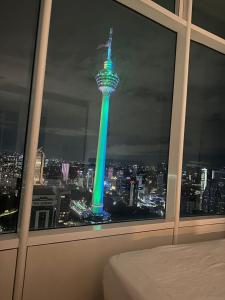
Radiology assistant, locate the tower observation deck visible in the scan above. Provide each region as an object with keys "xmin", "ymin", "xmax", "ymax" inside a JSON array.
[{"xmin": 92, "ymin": 28, "xmax": 119, "ymax": 219}]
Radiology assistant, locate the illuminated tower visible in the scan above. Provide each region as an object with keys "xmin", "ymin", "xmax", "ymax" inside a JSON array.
[{"xmin": 92, "ymin": 28, "xmax": 119, "ymax": 217}]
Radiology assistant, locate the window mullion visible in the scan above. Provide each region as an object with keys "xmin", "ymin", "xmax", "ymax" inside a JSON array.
[
  {"xmin": 166, "ymin": 0, "xmax": 193, "ymax": 244},
  {"xmin": 13, "ymin": 1, "xmax": 52, "ymax": 299}
]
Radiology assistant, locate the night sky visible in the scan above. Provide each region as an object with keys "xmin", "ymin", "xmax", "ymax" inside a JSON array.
[
  {"xmin": 0, "ymin": 0, "xmax": 225, "ymax": 167},
  {"xmin": 0, "ymin": 0, "xmax": 39, "ymax": 154},
  {"xmin": 185, "ymin": 42, "xmax": 225, "ymax": 168}
]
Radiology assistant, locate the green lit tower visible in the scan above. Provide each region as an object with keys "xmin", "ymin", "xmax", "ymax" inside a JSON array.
[{"xmin": 92, "ymin": 28, "xmax": 119, "ymax": 218}]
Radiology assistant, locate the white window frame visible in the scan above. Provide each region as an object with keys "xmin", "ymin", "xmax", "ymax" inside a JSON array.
[{"xmin": 0, "ymin": 1, "xmax": 224, "ymax": 299}]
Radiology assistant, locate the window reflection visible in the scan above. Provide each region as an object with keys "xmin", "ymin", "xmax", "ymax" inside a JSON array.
[
  {"xmin": 181, "ymin": 42, "xmax": 225, "ymax": 217},
  {"xmin": 193, "ymin": 0, "xmax": 225, "ymax": 39},
  {"xmin": 0, "ymin": 0, "xmax": 39, "ymax": 233},
  {"xmin": 30, "ymin": 0, "xmax": 176, "ymax": 230},
  {"xmin": 152, "ymin": 0, "xmax": 175, "ymax": 13}
]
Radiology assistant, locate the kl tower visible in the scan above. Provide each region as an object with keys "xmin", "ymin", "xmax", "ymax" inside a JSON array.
[{"xmin": 92, "ymin": 28, "xmax": 119, "ymax": 220}]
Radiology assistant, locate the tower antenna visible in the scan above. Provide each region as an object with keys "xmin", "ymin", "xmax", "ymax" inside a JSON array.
[{"xmin": 107, "ymin": 27, "xmax": 113, "ymax": 60}]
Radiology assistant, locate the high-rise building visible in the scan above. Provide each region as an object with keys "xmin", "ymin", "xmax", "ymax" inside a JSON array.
[
  {"xmin": 92, "ymin": 28, "xmax": 119, "ymax": 219},
  {"xmin": 62, "ymin": 163, "xmax": 70, "ymax": 182},
  {"xmin": 87, "ymin": 168, "xmax": 94, "ymax": 190},
  {"xmin": 31, "ymin": 186, "xmax": 58, "ymax": 230},
  {"xmin": 203, "ymin": 169, "xmax": 225, "ymax": 214},
  {"xmin": 212, "ymin": 169, "xmax": 225, "ymax": 180},
  {"xmin": 34, "ymin": 148, "xmax": 45, "ymax": 185},
  {"xmin": 199, "ymin": 168, "xmax": 208, "ymax": 210},
  {"xmin": 157, "ymin": 173, "xmax": 164, "ymax": 191},
  {"xmin": 136, "ymin": 175, "xmax": 144, "ymax": 199},
  {"xmin": 129, "ymin": 181, "xmax": 135, "ymax": 207},
  {"xmin": 108, "ymin": 167, "xmax": 113, "ymax": 179},
  {"xmin": 78, "ymin": 177, "xmax": 84, "ymax": 188},
  {"xmin": 200, "ymin": 168, "xmax": 207, "ymax": 196}
]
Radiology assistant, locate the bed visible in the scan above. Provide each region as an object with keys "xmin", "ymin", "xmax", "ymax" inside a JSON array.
[{"xmin": 103, "ymin": 239, "xmax": 225, "ymax": 300}]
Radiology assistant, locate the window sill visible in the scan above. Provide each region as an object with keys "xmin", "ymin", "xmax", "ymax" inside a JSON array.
[
  {"xmin": 27, "ymin": 219, "xmax": 174, "ymax": 246},
  {"xmin": 0, "ymin": 216, "xmax": 225, "ymax": 250},
  {"xmin": 179, "ymin": 216, "xmax": 225, "ymax": 227},
  {"xmin": 0, "ymin": 233, "xmax": 19, "ymax": 251}
]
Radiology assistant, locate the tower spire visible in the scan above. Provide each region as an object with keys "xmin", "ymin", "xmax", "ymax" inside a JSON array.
[{"xmin": 107, "ymin": 27, "xmax": 113, "ymax": 60}]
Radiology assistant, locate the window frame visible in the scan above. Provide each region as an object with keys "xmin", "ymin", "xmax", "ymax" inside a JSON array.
[{"xmin": 2, "ymin": 0, "xmax": 224, "ymax": 298}]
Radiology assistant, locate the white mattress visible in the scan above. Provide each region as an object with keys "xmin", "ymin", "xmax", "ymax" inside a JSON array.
[{"xmin": 104, "ymin": 239, "xmax": 225, "ymax": 300}]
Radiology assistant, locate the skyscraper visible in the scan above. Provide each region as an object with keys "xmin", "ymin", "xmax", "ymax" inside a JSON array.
[
  {"xmin": 129, "ymin": 181, "xmax": 135, "ymax": 207},
  {"xmin": 62, "ymin": 163, "xmax": 70, "ymax": 182},
  {"xmin": 34, "ymin": 148, "xmax": 45, "ymax": 185},
  {"xmin": 92, "ymin": 28, "xmax": 119, "ymax": 218},
  {"xmin": 200, "ymin": 168, "xmax": 207, "ymax": 209}
]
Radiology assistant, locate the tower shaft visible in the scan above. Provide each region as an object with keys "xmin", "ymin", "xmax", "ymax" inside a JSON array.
[{"xmin": 92, "ymin": 94, "xmax": 110, "ymax": 215}]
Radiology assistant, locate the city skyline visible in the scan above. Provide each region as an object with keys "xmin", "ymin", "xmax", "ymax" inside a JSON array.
[{"xmin": 1, "ymin": 146, "xmax": 225, "ymax": 233}]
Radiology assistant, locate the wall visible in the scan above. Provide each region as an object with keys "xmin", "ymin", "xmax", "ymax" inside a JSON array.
[
  {"xmin": 0, "ymin": 248, "xmax": 17, "ymax": 300},
  {"xmin": 23, "ymin": 229, "xmax": 173, "ymax": 300},
  {"xmin": 178, "ymin": 222, "xmax": 225, "ymax": 244}
]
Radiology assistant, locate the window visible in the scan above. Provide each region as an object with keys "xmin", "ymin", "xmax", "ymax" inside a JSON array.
[
  {"xmin": 0, "ymin": 1, "xmax": 39, "ymax": 233},
  {"xmin": 192, "ymin": 0, "xmax": 225, "ymax": 39},
  {"xmin": 153, "ymin": 0, "xmax": 176, "ymax": 13},
  {"xmin": 30, "ymin": 0, "xmax": 176, "ymax": 230},
  {"xmin": 181, "ymin": 42, "xmax": 225, "ymax": 217}
]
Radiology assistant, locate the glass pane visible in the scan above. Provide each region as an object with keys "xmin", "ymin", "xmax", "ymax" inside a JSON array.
[
  {"xmin": 0, "ymin": 1, "xmax": 39, "ymax": 233},
  {"xmin": 30, "ymin": 0, "xmax": 176, "ymax": 230},
  {"xmin": 193, "ymin": 0, "xmax": 225, "ymax": 39},
  {"xmin": 153, "ymin": 0, "xmax": 176, "ymax": 13},
  {"xmin": 181, "ymin": 42, "xmax": 225, "ymax": 217}
]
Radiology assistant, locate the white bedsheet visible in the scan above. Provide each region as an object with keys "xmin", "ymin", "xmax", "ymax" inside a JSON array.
[{"xmin": 104, "ymin": 239, "xmax": 225, "ymax": 300}]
